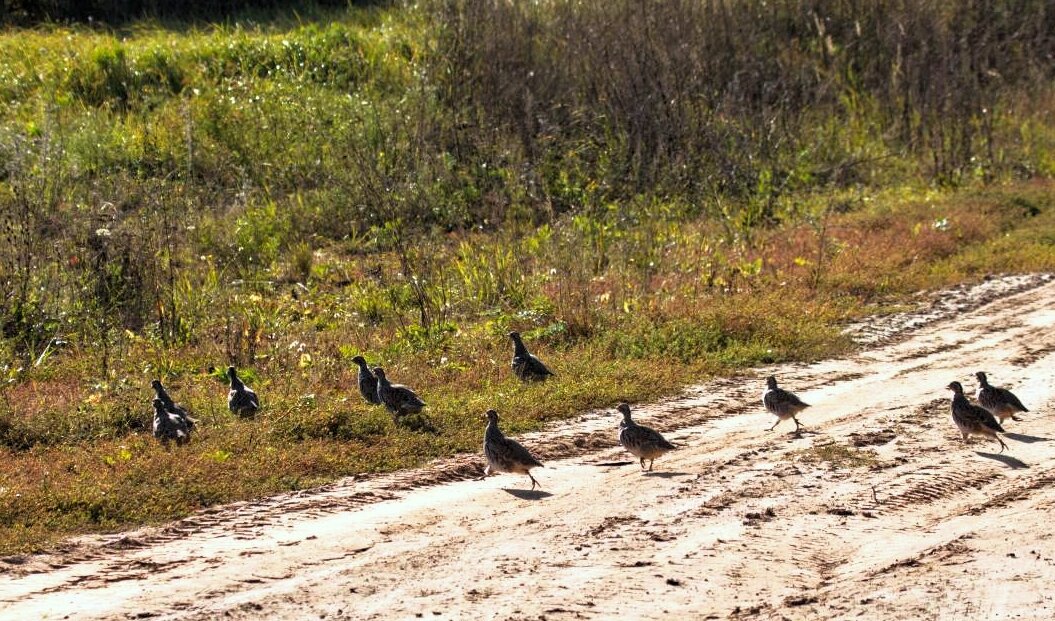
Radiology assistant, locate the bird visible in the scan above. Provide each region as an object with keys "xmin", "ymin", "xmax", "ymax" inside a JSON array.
[
  {"xmin": 482, "ymin": 409, "xmax": 544, "ymax": 490},
  {"xmin": 373, "ymin": 367, "xmax": 425, "ymax": 418},
  {"xmin": 150, "ymin": 379, "xmax": 197, "ymax": 429},
  {"xmin": 948, "ymin": 381, "xmax": 1008, "ymax": 453},
  {"xmin": 152, "ymin": 398, "xmax": 190, "ymax": 446},
  {"xmin": 508, "ymin": 331, "xmax": 554, "ymax": 382},
  {"xmin": 616, "ymin": 403, "xmax": 676, "ymax": 471},
  {"xmin": 975, "ymin": 371, "xmax": 1028, "ymax": 425},
  {"xmin": 351, "ymin": 356, "xmax": 381, "ymax": 405},
  {"xmin": 227, "ymin": 366, "xmax": 260, "ymax": 418},
  {"xmin": 763, "ymin": 375, "xmax": 810, "ymax": 433}
]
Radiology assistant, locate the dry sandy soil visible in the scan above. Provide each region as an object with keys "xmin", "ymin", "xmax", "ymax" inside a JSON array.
[{"xmin": 2, "ymin": 273, "xmax": 1055, "ymax": 621}]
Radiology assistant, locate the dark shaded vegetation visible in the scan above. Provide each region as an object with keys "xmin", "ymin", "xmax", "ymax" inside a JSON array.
[{"xmin": 1, "ymin": 0, "xmax": 358, "ymax": 25}]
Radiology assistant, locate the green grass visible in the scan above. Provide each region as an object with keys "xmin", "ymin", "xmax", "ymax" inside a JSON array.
[{"xmin": 2, "ymin": 181, "xmax": 1054, "ymax": 555}]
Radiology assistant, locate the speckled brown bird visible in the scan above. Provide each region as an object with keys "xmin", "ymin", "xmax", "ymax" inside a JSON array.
[
  {"xmin": 351, "ymin": 356, "xmax": 381, "ymax": 405},
  {"xmin": 227, "ymin": 366, "xmax": 260, "ymax": 418},
  {"xmin": 483, "ymin": 409, "xmax": 544, "ymax": 490},
  {"xmin": 374, "ymin": 367, "xmax": 426, "ymax": 418},
  {"xmin": 617, "ymin": 403, "xmax": 676, "ymax": 472},
  {"xmin": 948, "ymin": 381, "xmax": 1008, "ymax": 453},
  {"xmin": 509, "ymin": 331, "xmax": 554, "ymax": 382},
  {"xmin": 763, "ymin": 375, "xmax": 810, "ymax": 433},
  {"xmin": 152, "ymin": 398, "xmax": 190, "ymax": 447},
  {"xmin": 975, "ymin": 371, "xmax": 1028, "ymax": 425}
]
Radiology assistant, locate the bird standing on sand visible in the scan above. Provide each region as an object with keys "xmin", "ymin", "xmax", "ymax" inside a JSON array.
[
  {"xmin": 617, "ymin": 403, "xmax": 676, "ymax": 471},
  {"xmin": 975, "ymin": 371, "xmax": 1028, "ymax": 425},
  {"xmin": 351, "ymin": 356, "xmax": 381, "ymax": 405},
  {"xmin": 763, "ymin": 375, "xmax": 810, "ymax": 433},
  {"xmin": 152, "ymin": 398, "xmax": 190, "ymax": 446},
  {"xmin": 948, "ymin": 381, "xmax": 1008, "ymax": 453},
  {"xmin": 508, "ymin": 331, "xmax": 554, "ymax": 382},
  {"xmin": 227, "ymin": 366, "xmax": 260, "ymax": 418},
  {"xmin": 150, "ymin": 379, "xmax": 197, "ymax": 429},
  {"xmin": 373, "ymin": 367, "xmax": 426, "ymax": 418},
  {"xmin": 482, "ymin": 409, "xmax": 544, "ymax": 490}
]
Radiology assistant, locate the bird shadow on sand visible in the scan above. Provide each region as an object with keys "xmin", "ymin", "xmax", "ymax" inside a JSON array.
[
  {"xmin": 588, "ymin": 460, "xmax": 636, "ymax": 467},
  {"xmin": 975, "ymin": 452, "xmax": 1028, "ymax": 469},
  {"xmin": 775, "ymin": 429, "xmax": 820, "ymax": 440},
  {"xmin": 642, "ymin": 471, "xmax": 693, "ymax": 478},
  {"xmin": 503, "ymin": 488, "xmax": 553, "ymax": 500},
  {"xmin": 1003, "ymin": 432, "xmax": 1051, "ymax": 444}
]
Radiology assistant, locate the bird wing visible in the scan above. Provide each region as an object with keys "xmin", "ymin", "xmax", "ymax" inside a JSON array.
[
  {"xmin": 527, "ymin": 354, "xmax": 554, "ymax": 376},
  {"xmin": 970, "ymin": 404, "xmax": 1005, "ymax": 433},
  {"xmin": 640, "ymin": 425, "xmax": 675, "ymax": 449},
  {"xmin": 395, "ymin": 385, "xmax": 425, "ymax": 407},
  {"xmin": 503, "ymin": 437, "xmax": 543, "ymax": 467},
  {"xmin": 997, "ymin": 387, "xmax": 1029, "ymax": 412},
  {"xmin": 765, "ymin": 389, "xmax": 808, "ymax": 411}
]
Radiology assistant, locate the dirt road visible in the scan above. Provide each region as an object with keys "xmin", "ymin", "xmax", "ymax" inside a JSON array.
[{"xmin": 2, "ymin": 274, "xmax": 1055, "ymax": 620}]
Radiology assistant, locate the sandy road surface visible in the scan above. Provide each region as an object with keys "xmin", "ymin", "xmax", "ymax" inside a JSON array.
[{"xmin": 2, "ymin": 273, "xmax": 1055, "ymax": 621}]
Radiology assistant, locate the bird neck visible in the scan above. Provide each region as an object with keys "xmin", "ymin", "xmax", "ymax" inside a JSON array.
[
  {"xmin": 485, "ymin": 420, "xmax": 503, "ymax": 440},
  {"xmin": 951, "ymin": 390, "xmax": 967, "ymax": 405},
  {"xmin": 154, "ymin": 385, "xmax": 171, "ymax": 403},
  {"xmin": 230, "ymin": 376, "xmax": 244, "ymax": 390},
  {"xmin": 979, "ymin": 377, "xmax": 990, "ymax": 387},
  {"xmin": 512, "ymin": 339, "xmax": 529, "ymax": 356}
]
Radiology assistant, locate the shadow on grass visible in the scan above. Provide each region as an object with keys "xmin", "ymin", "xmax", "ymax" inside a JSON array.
[
  {"xmin": 1004, "ymin": 432, "xmax": 1051, "ymax": 444},
  {"xmin": 503, "ymin": 488, "xmax": 553, "ymax": 500},
  {"xmin": 976, "ymin": 452, "xmax": 1028, "ymax": 469}
]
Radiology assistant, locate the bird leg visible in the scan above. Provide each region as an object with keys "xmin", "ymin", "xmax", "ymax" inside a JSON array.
[
  {"xmin": 528, "ymin": 473, "xmax": 541, "ymax": 490},
  {"xmin": 793, "ymin": 417, "xmax": 805, "ymax": 433},
  {"xmin": 648, "ymin": 459, "xmax": 655, "ymax": 472},
  {"xmin": 476, "ymin": 465, "xmax": 492, "ymax": 481},
  {"xmin": 996, "ymin": 436, "xmax": 1008, "ymax": 454},
  {"xmin": 639, "ymin": 457, "xmax": 647, "ymax": 471},
  {"xmin": 767, "ymin": 419, "xmax": 781, "ymax": 432}
]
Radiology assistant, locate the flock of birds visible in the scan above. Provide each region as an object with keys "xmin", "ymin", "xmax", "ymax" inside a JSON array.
[{"xmin": 148, "ymin": 331, "xmax": 1031, "ymax": 489}]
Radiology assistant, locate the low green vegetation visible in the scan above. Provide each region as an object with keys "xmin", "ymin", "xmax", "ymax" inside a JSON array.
[{"xmin": 1, "ymin": 1, "xmax": 1055, "ymax": 555}]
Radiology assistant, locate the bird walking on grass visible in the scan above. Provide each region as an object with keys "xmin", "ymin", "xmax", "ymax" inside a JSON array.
[
  {"xmin": 617, "ymin": 403, "xmax": 676, "ymax": 472},
  {"xmin": 227, "ymin": 366, "xmax": 260, "ymax": 418},
  {"xmin": 763, "ymin": 375, "xmax": 810, "ymax": 433},
  {"xmin": 152, "ymin": 398, "xmax": 190, "ymax": 446},
  {"xmin": 975, "ymin": 371, "xmax": 1028, "ymax": 425},
  {"xmin": 150, "ymin": 379, "xmax": 197, "ymax": 430},
  {"xmin": 483, "ymin": 409, "xmax": 544, "ymax": 490},
  {"xmin": 509, "ymin": 331, "xmax": 554, "ymax": 382},
  {"xmin": 948, "ymin": 381, "xmax": 1008, "ymax": 453},
  {"xmin": 351, "ymin": 356, "xmax": 381, "ymax": 405},
  {"xmin": 373, "ymin": 367, "xmax": 426, "ymax": 418}
]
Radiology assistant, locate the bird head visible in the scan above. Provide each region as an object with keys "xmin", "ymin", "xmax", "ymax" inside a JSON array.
[
  {"xmin": 373, "ymin": 367, "xmax": 386, "ymax": 380},
  {"xmin": 946, "ymin": 381, "xmax": 964, "ymax": 394},
  {"xmin": 227, "ymin": 366, "xmax": 238, "ymax": 380},
  {"xmin": 616, "ymin": 402, "xmax": 632, "ymax": 417},
  {"xmin": 351, "ymin": 355, "xmax": 367, "ymax": 367},
  {"xmin": 975, "ymin": 371, "xmax": 988, "ymax": 385},
  {"xmin": 485, "ymin": 409, "xmax": 499, "ymax": 423},
  {"xmin": 152, "ymin": 398, "xmax": 165, "ymax": 412},
  {"xmin": 150, "ymin": 379, "xmax": 163, "ymax": 391},
  {"xmin": 766, "ymin": 375, "xmax": 778, "ymax": 390},
  {"xmin": 507, "ymin": 331, "xmax": 521, "ymax": 342}
]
